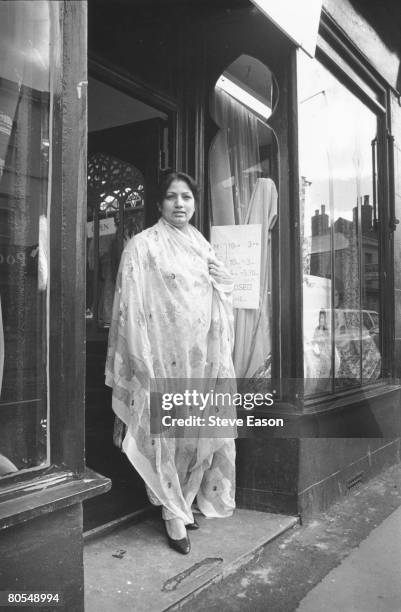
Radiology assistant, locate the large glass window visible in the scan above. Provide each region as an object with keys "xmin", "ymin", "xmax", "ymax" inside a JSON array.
[
  {"xmin": 0, "ymin": 1, "xmax": 54, "ymax": 476},
  {"xmin": 299, "ymin": 52, "xmax": 382, "ymax": 395},
  {"xmin": 209, "ymin": 55, "xmax": 278, "ymax": 382}
]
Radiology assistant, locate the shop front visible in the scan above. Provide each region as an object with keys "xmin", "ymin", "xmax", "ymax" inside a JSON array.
[{"xmin": 0, "ymin": 0, "xmax": 400, "ymax": 608}]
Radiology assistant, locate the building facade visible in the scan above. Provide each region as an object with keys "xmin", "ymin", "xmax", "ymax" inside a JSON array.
[{"xmin": 0, "ymin": 0, "xmax": 400, "ymax": 608}]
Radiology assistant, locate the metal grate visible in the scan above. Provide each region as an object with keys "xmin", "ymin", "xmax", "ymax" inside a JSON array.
[{"xmin": 346, "ymin": 471, "xmax": 364, "ymax": 490}]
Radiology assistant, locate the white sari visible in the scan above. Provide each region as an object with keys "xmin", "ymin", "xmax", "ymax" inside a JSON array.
[{"xmin": 105, "ymin": 217, "xmax": 236, "ymax": 524}]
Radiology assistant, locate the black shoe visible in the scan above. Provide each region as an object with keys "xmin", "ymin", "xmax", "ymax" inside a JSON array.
[
  {"xmin": 186, "ymin": 518, "xmax": 200, "ymax": 530},
  {"xmin": 164, "ymin": 521, "xmax": 191, "ymax": 554},
  {"xmin": 166, "ymin": 533, "xmax": 191, "ymax": 554}
]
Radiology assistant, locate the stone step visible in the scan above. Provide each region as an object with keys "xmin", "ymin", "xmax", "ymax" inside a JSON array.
[{"xmin": 84, "ymin": 509, "xmax": 298, "ymax": 612}]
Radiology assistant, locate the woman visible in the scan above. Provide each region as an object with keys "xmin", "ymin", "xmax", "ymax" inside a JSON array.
[{"xmin": 105, "ymin": 172, "xmax": 236, "ymax": 554}]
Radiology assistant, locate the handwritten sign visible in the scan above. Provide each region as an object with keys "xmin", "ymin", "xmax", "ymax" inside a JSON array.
[{"xmin": 211, "ymin": 224, "xmax": 261, "ymax": 309}]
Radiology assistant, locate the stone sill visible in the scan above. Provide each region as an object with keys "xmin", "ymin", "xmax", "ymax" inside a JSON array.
[{"xmin": 0, "ymin": 468, "xmax": 111, "ymax": 531}]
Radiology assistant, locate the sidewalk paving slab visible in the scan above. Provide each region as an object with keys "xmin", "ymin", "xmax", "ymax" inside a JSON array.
[
  {"xmin": 296, "ymin": 504, "xmax": 401, "ymax": 612},
  {"xmin": 84, "ymin": 509, "xmax": 298, "ymax": 612}
]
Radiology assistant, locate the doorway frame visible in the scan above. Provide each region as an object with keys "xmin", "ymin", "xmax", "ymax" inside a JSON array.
[
  {"xmin": 84, "ymin": 54, "xmax": 182, "ymax": 530},
  {"xmin": 88, "ymin": 54, "xmax": 181, "ymax": 172}
]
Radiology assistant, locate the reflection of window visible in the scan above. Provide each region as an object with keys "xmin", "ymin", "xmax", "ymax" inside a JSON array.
[
  {"xmin": 0, "ymin": 1, "xmax": 54, "ymax": 476},
  {"xmin": 209, "ymin": 55, "xmax": 278, "ymax": 380},
  {"xmin": 87, "ymin": 152, "xmax": 145, "ymax": 328},
  {"xmin": 299, "ymin": 53, "xmax": 382, "ymax": 395}
]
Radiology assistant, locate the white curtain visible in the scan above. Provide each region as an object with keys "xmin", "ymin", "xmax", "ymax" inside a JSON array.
[
  {"xmin": 209, "ymin": 87, "xmax": 278, "ymax": 377},
  {"xmin": 233, "ymin": 178, "xmax": 277, "ymax": 377},
  {"xmin": 210, "ymin": 87, "xmax": 261, "ymax": 224}
]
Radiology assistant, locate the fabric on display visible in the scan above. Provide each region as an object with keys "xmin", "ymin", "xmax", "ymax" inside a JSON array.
[{"xmin": 233, "ymin": 177, "xmax": 277, "ymax": 378}]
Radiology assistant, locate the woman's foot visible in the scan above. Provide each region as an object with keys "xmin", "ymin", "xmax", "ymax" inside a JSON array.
[
  {"xmin": 165, "ymin": 518, "xmax": 186, "ymax": 539},
  {"xmin": 164, "ymin": 518, "xmax": 190, "ymax": 554},
  {"xmin": 186, "ymin": 517, "xmax": 200, "ymax": 530}
]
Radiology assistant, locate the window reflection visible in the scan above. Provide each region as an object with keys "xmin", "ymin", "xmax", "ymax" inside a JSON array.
[
  {"xmin": 299, "ymin": 52, "xmax": 381, "ymax": 395},
  {"xmin": 0, "ymin": 1, "xmax": 54, "ymax": 475}
]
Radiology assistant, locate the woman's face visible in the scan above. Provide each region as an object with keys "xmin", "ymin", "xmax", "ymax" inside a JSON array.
[{"xmin": 159, "ymin": 179, "xmax": 195, "ymax": 229}]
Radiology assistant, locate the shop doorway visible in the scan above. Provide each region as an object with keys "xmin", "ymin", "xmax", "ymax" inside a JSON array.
[{"xmin": 84, "ymin": 75, "xmax": 173, "ymax": 531}]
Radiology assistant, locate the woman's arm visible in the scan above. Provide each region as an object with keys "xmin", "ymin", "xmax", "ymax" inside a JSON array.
[{"xmin": 207, "ymin": 255, "xmax": 233, "ymax": 286}]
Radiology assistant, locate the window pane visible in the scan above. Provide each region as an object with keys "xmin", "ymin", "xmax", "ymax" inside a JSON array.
[
  {"xmin": 0, "ymin": 1, "xmax": 53, "ymax": 475},
  {"xmin": 299, "ymin": 51, "xmax": 382, "ymax": 395},
  {"xmin": 208, "ymin": 55, "xmax": 278, "ymax": 382}
]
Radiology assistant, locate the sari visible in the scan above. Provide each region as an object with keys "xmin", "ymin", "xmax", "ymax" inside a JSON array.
[{"xmin": 105, "ymin": 217, "xmax": 236, "ymax": 524}]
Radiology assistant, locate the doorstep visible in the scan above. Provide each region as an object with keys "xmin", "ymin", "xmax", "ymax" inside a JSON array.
[{"xmin": 84, "ymin": 509, "xmax": 298, "ymax": 612}]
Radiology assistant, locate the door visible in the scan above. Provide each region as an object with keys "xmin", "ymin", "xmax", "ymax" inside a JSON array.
[{"xmin": 84, "ymin": 76, "xmax": 173, "ymax": 530}]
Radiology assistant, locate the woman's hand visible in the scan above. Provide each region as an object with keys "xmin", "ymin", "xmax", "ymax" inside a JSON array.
[{"xmin": 207, "ymin": 256, "xmax": 233, "ymax": 285}]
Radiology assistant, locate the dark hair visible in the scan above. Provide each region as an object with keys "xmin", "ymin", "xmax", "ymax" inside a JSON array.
[{"xmin": 157, "ymin": 171, "xmax": 200, "ymax": 203}]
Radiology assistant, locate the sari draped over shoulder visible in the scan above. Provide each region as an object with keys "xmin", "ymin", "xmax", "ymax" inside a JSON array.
[{"xmin": 105, "ymin": 218, "xmax": 236, "ymax": 523}]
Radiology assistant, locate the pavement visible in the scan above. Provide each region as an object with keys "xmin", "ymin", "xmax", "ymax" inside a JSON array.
[
  {"xmin": 84, "ymin": 462, "xmax": 401, "ymax": 611},
  {"xmin": 296, "ymin": 505, "xmax": 401, "ymax": 612},
  {"xmin": 181, "ymin": 462, "xmax": 401, "ymax": 612}
]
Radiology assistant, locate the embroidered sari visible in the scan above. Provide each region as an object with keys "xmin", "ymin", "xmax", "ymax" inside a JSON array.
[{"xmin": 105, "ymin": 217, "xmax": 236, "ymax": 524}]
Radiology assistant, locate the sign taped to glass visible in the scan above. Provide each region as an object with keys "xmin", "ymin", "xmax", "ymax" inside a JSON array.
[{"xmin": 211, "ymin": 224, "xmax": 262, "ymax": 309}]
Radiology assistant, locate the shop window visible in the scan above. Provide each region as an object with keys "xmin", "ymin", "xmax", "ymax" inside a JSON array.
[
  {"xmin": 209, "ymin": 54, "xmax": 278, "ymax": 380},
  {"xmin": 298, "ymin": 52, "xmax": 382, "ymax": 395},
  {"xmin": 0, "ymin": 1, "xmax": 55, "ymax": 476},
  {"xmin": 87, "ymin": 152, "xmax": 145, "ymax": 328}
]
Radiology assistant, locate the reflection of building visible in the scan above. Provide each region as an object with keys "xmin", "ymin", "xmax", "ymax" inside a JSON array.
[
  {"xmin": 310, "ymin": 197, "xmax": 379, "ymax": 311},
  {"xmin": 354, "ymin": 196, "xmax": 380, "ymax": 310},
  {"xmin": 301, "ymin": 176, "xmax": 312, "ymax": 275}
]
